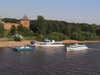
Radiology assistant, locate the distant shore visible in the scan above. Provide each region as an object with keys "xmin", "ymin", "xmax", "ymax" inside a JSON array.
[
  {"xmin": 62, "ymin": 40, "xmax": 100, "ymax": 44},
  {"xmin": 0, "ymin": 40, "xmax": 100, "ymax": 47}
]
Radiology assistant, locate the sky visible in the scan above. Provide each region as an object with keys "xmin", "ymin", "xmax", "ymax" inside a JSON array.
[{"xmin": 0, "ymin": 0, "xmax": 100, "ymax": 25}]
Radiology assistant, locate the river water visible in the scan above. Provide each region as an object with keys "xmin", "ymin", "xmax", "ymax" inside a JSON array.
[{"xmin": 0, "ymin": 42, "xmax": 100, "ymax": 75}]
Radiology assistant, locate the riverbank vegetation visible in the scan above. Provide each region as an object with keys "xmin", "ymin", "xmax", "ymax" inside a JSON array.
[
  {"xmin": 30, "ymin": 16, "xmax": 100, "ymax": 41},
  {"xmin": 1, "ymin": 15, "xmax": 100, "ymax": 41}
]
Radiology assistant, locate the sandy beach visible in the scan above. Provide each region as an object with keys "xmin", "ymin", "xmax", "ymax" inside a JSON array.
[
  {"xmin": 0, "ymin": 40, "xmax": 100, "ymax": 47},
  {"xmin": 62, "ymin": 40, "xmax": 100, "ymax": 44}
]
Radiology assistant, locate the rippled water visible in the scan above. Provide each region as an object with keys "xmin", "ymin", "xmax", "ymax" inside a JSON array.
[{"xmin": 0, "ymin": 42, "xmax": 100, "ymax": 75}]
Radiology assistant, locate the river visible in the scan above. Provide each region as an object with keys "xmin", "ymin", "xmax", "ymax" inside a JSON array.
[{"xmin": 0, "ymin": 42, "xmax": 100, "ymax": 75}]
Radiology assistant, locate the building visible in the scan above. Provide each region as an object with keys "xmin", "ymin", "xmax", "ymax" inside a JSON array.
[{"xmin": 0, "ymin": 14, "xmax": 30, "ymax": 29}]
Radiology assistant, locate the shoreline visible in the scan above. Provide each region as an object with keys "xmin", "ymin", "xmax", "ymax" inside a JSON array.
[
  {"xmin": 62, "ymin": 40, "xmax": 100, "ymax": 44},
  {"xmin": 0, "ymin": 40, "xmax": 100, "ymax": 48}
]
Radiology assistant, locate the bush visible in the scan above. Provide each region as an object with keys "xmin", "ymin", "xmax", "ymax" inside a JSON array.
[
  {"xmin": 37, "ymin": 34, "xmax": 44, "ymax": 41},
  {"xmin": 71, "ymin": 32, "xmax": 85, "ymax": 41},
  {"xmin": 0, "ymin": 23, "xmax": 4, "ymax": 38},
  {"xmin": 14, "ymin": 36, "xmax": 21, "ymax": 41}
]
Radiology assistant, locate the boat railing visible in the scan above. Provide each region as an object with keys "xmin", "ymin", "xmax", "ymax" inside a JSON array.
[
  {"xmin": 40, "ymin": 42, "xmax": 47, "ymax": 45},
  {"xmin": 69, "ymin": 44, "xmax": 86, "ymax": 48},
  {"xmin": 69, "ymin": 45, "xmax": 77, "ymax": 48}
]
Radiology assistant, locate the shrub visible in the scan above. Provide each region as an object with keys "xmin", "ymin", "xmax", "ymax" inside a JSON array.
[{"xmin": 14, "ymin": 36, "xmax": 21, "ymax": 41}]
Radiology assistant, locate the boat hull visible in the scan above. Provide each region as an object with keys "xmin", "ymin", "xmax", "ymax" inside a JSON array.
[
  {"xmin": 13, "ymin": 48, "xmax": 34, "ymax": 51},
  {"xmin": 67, "ymin": 47, "xmax": 88, "ymax": 51},
  {"xmin": 35, "ymin": 44, "xmax": 64, "ymax": 47}
]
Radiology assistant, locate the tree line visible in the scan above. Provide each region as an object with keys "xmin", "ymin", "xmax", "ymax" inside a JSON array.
[
  {"xmin": 30, "ymin": 16, "xmax": 100, "ymax": 41},
  {"xmin": 1, "ymin": 15, "xmax": 100, "ymax": 41}
]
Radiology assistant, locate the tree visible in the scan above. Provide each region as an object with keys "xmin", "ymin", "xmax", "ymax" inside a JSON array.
[
  {"xmin": 17, "ymin": 24, "xmax": 24, "ymax": 32},
  {"xmin": 2, "ymin": 18, "xmax": 20, "ymax": 23},
  {"xmin": 0, "ymin": 23, "xmax": 4, "ymax": 38},
  {"xmin": 10, "ymin": 25, "xmax": 16, "ymax": 35},
  {"xmin": 37, "ymin": 16, "xmax": 47, "ymax": 34},
  {"xmin": 96, "ymin": 29, "xmax": 100, "ymax": 36},
  {"xmin": 46, "ymin": 22, "xmax": 53, "ymax": 34},
  {"xmin": 30, "ymin": 15, "xmax": 100, "ymax": 41},
  {"xmin": 45, "ymin": 32, "xmax": 67, "ymax": 41},
  {"xmin": 71, "ymin": 32, "xmax": 85, "ymax": 41},
  {"xmin": 37, "ymin": 34, "xmax": 44, "ymax": 41},
  {"xmin": 14, "ymin": 36, "xmax": 21, "ymax": 41},
  {"xmin": 64, "ymin": 25, "xmax": 71, "ymax": 38},
  {"xmin": 27, "ymin": 30, "xmax": 34, "ymax": 36},
  {"xmin": 82, "ymin": 31, "xmax": 94, "ymax": 40}
]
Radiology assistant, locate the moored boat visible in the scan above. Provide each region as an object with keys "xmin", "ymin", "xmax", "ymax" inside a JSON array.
[
  {"xmin": 67, "ymin": 43, "xmax": 88, "ymax": 51},
  {"xmin": 35, "ymin": 39, "xmax": 64, "ymax": 47},
  {"xmin": 13, "ymin": 45, "xmax": 34, "ymax": 51}
]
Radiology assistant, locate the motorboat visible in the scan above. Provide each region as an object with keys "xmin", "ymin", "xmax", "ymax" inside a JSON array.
[
  {"xmin": 67, "ymin": 43, "xmax": 88, "ymax": 51},
  {"xmin": 13, "ymin": 45, "xmax": 34, "ymax": 51},
  {"xmin": 35, "ymin": 39, "xmax": 64, "ymax": 47}
]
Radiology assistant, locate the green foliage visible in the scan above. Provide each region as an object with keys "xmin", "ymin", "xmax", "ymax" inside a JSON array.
[
  {"xmin": 30, "ymin": 16, "xmax": 100, "ymax": 41},
  {"xmin": 82, "ymin": 31, "xmax": 95, "ymax": 40},
  {"xmin": 37, "ymin": 34, "xmax": 44, "ymax": 41},
  {"xmin": 10, "ymin": 25, "xmax": 16, "ymax": 35},
  {"xmin": 36, "ymin": 32, "xmax": 67, "ymax": 41},
  {"xmin": 17, "ymin": 24, "xmax": 34, "ymax": 36},
  {"xmin": 71, "ymin": 32, "xmax": 95, "ymax": 41},
  {"xmin": 2, "ymin": 18, "xmax": 20, "ymax": 23},
  {"xmin": 30, "ymin": 16, "xmax": 47, "ymax": 35},
  {"xmin": 17, "ymin": 24, "xmax": 24, "ymax": 32},
  {"xmin": 0, "ymin": 23, "xmax": 4, "ymax": 38},
  {"xmin": 25, "ymin": 36, "xmax": 37, "ymax": 40},
  {"xmin": 14, "ymin": 36, "xmax": 21, "ymax": 41},
  {"xmin": 71, "ymin": 32, "xmax": 83, "ymax": 41},
  {"xmin": 36, "ymin": 16, "xmax": 47, "ymax": 34},
  {"xmin": 3, "ymin": 30, "xmax": 11, "ymax": 38},
  {"xmin": 96, "ymin": 29, "xmax": 100, "ymax": 36},
  {"xmin": 64, "ymin": 25, "xmax": 71, "ymax": 37}
]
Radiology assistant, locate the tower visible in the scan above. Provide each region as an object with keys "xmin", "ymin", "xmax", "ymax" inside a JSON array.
[{"xmin": 20, "ymin": 14, "xmax": 30, "ymax": 28}]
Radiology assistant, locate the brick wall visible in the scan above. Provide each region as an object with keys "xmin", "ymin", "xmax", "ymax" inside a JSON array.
[
  {"xmin": 3, "ymin": 23, "xmax": 20, "ymax": 29},
  {"xmin": 21, "ymin": 20, "xmax": 30, "ymax": 28},
  {"xmin": 1, "ymin": 19, "xmax": 29, "ymax": 29},
  {"xmin": 0, "ymin": 19, "xmax": 1, "ymax": 23}
]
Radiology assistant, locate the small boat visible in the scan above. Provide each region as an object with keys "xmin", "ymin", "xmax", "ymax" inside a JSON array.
[
  {"xmin": 67, "ymin": 43, "xmax": 88, "ymax": 51},
  {"xmin": 13, "ymin": 45, "xmax": 34, "ymax": 51},
  {"xmin": 35, "ymin": 39, "xmax": 64, "ymax": 47}
]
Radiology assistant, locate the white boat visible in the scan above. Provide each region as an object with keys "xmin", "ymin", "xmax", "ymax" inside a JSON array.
[
  {"xmin": 67, "ymin": 43, "xmax": 88, "ymax": 51},
  {"xmin": 35, "ymin": 39, "xmax": 64, "ymax": 47}
]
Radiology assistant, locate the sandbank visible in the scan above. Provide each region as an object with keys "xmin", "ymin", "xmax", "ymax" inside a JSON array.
[{"xmin": 62, "ymin": 40, "xmax": 100, "ymax": 44}]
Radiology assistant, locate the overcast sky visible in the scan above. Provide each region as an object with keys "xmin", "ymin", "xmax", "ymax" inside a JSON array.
[{"xmin": 0, "ymin": 0, "xmax": 100, "ymax": 25}]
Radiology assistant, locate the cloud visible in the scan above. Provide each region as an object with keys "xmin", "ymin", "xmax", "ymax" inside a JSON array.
[{"xmin": 2, "ymin": 7, "xmax": 6, "ymax": 11}]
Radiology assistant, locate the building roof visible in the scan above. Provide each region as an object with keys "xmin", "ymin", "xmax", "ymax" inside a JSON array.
[{"xmin": 21, "ymin": 14, "xmax": 29, "ymax": 20}]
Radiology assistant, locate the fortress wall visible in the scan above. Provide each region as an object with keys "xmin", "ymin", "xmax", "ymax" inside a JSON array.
[
  {"xmin": 1, "ymin": 14, "xmax": 30, "ymax": 29},
  {"xmin": 3, "ymin": 23, "xmax": 20, "ymax": 29},
  {"xmin": 0, "ymin": 19, "xmax": 1, "ymax": 22}
]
